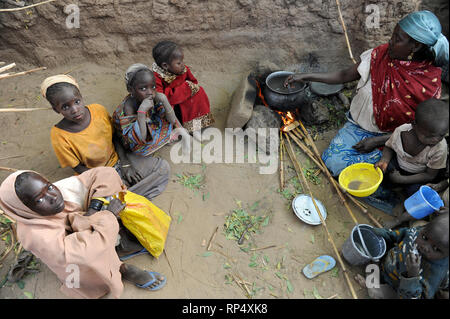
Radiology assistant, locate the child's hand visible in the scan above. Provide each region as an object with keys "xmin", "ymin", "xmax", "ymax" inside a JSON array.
[
  {"xmin": 374, "ymin": 160, "xmax": 389, "ymax": 173},
  {"xmin": 406, "ymin": 251, "xmax": 421, "ymax": 278},
  {"xmin": 436, "ymin": 206, "xmax": 449, "ymax": 215},
  {"xmin": 121, "ymin": 165, "xmax": 143, "ymax": 186},
  {"xmin": 138, "ymin": 97, "xmax": 154, "ymax": 113},
  {"xmin": 388, "ymin": 169, "xmax": 405, "ymax": 184}
]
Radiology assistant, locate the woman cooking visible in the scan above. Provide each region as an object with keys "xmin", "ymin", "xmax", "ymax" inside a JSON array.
[{"xmin": 285, "ymin": 10, "xmax": 448, "ymax": 177}]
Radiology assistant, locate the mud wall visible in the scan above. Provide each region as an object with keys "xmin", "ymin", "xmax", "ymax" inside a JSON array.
[{"xmin": 2, "ymin": 0, "xmax": 441, "ymax": 70}]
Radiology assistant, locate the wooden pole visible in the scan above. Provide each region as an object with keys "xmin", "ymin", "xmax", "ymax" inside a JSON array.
[
  {"xmin": 335, "ymin": 0, "xmax": 357, "ymax": 64},
  {"xmin": 0, "ymin": 63, "xmax": 15, "ymax": 74},
  {"xmin": 285, "ymin": 133, "xmax": 358, "ymax": 299},
  {"xmin": 279, "ymin": 131, "xmax": 285, "ymax": 190},
  {"xmin": 0, "ymin": 0, "xmax": 57, "ymax": 12},
  {"xmin": 0, "ymin": 67, "xmax": 47, "ymax": 80},
  {"xmin": 0, "ymin": 107, "xmax": 52, "ymax": 112}
]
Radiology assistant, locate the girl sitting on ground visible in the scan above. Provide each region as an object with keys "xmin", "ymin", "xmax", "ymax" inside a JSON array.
[
  {"xmin": 152, "ymin": 40, "xmax": 214, "ymax": 133},
  {"xmin": 0, "ymin": 167, "xmax": 166, "ymax": 299},
  {"xmin": 113, "ymin": 63, "xmax": 190, "ymax": 157},
  {"xmin": 42, "ymin": 74, "xmax": 170, "ymax": 200}
]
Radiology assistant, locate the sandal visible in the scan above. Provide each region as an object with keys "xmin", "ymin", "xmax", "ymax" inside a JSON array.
[
  {"xmin": 119, "ymin": 248, "xmax": 149, "ymax": 261},
  {"xmin": 302, "ymin": 255, "xmax": 336, "ymax": 279},
  {"xmin": 136, "ymin": 271, "xmax": 166, "ymax": 291},
  {"xmin": 7, "ymin": 250, "xmax": 39, "ymax": 283}
]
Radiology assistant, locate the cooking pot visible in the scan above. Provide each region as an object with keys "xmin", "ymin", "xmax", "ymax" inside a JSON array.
[{"xmin": 263, "ymin": 71, "xmax": 310, "ymax": 112}]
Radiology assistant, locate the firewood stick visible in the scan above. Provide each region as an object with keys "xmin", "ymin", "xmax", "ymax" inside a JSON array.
[
  {"xmin": 298, "ymin": 120, "xmax": 360, "ymax": 224},
  {"xmin": 279, "ymin": 131, "xmax": 285, "ymax": 189},
  {"xmin": 335, "ymin": 0, "xmax": 357, "ymax": 64},
  {"xmin": 0, "ymin": 0, "xmax": 56, "ymax": 12},
  {"xmin": 288, "ymin": 132, "xmax": 324, "ymax": 170},
  {"xmin": 206, "ymin": 226, "xmax": 219, "ymax": 251},
  {"xmin": 0, "ymin": 167, "xmax": 18, "ymax": 172},
  {"xmin": 0, "ymin": 62, "xmax": 5, "ymax": 66},
  {"xmin": 0, "ymin": 63, "xmax": 15, "ymax": 74},
  {"xmin": 0, "ymin": 107, "xmax": 52, "ymax": 112},
  {"xmin": 290, "ymin": 136, "xmax": 358, "ymax": 299},
  {"xmin": 0, "ymin": 67, "xmax": 47, "ymax": 80},
  {"xmin": 283, "ymin": 133, "xmax": 306, "ymax": 191}
]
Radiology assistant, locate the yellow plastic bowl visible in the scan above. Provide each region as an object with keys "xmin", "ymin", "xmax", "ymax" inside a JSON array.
[{"xmin": 338, "ymin": 163, "xmax": 383, "ymax": 197}]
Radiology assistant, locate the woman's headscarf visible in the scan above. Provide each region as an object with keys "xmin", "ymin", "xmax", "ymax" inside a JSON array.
[
  {"xmin": 125, "ymin": 63, "xmax": 151, "ymax": 90},
  {"xmin": 40, "ymin": 74, "xmax": 80, "ymax": 98},
  {"xmin": 0, "ymin": 167, "xmax": 125, "ymax": 299},
  {"xmin": 399, "ymin": 10, "xmax": 449, "ymax": 67}
]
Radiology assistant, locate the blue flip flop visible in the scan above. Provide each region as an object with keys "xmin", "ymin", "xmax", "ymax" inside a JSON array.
[
  {"xmin": 302, "ymin": 255, "xmax": 336, "ymax": 279},
  {"xmin": 136, "ymin": 271, "xmax": 167, "ymax": 291},
  {"xmin": 119, "ymin": 248, "xmax": 149, "ymax": 261}
]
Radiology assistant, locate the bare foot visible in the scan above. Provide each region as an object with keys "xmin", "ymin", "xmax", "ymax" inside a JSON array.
[
  {"xmin": 354, "ymin": 274, "xmax": 366, "ymax": 288},
  {"xmin": 120, "ymin": 264, "xmax": 165, "ymax": 289}
]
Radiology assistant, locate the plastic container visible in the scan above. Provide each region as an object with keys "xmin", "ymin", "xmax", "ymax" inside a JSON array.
[
  {"xmin": 341, "ymin": 224, "xmax": 386, "ymax": 266},
  {"xmin": 339, "ymin": 163, "xmax": 383, "ymax": 197},
  {"xmin": 404, "ymin": 185, "xmax": 444, "ymax": 219}
]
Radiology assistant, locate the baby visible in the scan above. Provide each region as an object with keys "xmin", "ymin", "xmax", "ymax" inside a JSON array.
[{"xmin": 356, "ymin": 213, "xmax": 449, "ymax": 299}]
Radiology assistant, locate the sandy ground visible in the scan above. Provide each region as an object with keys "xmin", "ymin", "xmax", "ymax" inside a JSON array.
[{"xmin": 0, "ymin": 54, "xmax": 394, "ymax": 300}]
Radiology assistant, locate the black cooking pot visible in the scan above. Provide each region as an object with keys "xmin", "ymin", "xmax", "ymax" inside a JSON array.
[{"xmin": 263, "ymin": 71, "xmax": 310, "ymax": 112}]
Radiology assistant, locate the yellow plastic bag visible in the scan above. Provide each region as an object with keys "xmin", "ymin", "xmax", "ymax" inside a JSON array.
[{"xmin": 96, "ymin": 191, "xmax": 171, "ymax": 258}]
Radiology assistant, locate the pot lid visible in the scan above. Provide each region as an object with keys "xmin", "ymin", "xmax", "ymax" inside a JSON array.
[
  {"xmin": 292, "ymin": 194, "xmax": 327, "ymax": 225},
  {"xmin": 309, "ymin": 82, "xmax": 344, "ymax": 96}
]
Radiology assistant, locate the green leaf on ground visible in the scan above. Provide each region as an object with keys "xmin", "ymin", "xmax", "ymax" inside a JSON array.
[
  {"xmin": 286, "ymin": 279, "xmax": 294, "ymax": 293},
  {"xmin": 330, "ymin": 268, "xmax": 339, "ymax": 278},
  {"xmin": 23, "ymin": 291, "xmax": 33, "ymax": 299},
  {"xmin": 201, "ymin": 251, "xmax": 213, "ymax": 257},
  {"xmin": 177, "ymin": 214, "xmax": 183, "ymax": 223},
  {"xmin": 312, "ymin": 287, "xmax": 323, "ymax": 299},
  {"xmin": 17, "ymin": 280, "xmax": 25, "ymax": 289},
  {"xmin": 311, "ymin": 234, "xmax": 315, "ymax": 244}
]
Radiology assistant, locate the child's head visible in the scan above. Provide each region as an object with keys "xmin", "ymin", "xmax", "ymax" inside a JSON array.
[
  {"xmin": 14, "ymin": 172, "xmax": 65, "ymax": 216},
  {"xmin": 152, "ymin": 40, "xmax": 185, "ymax": 75},
  {"xmin": 41, "ymin": 75, "xmax": 87, "ymax": 124},
  {"xmin": 125, "ymin": 64, "xmax": 157, "ymax": 103},
  {"xmin": 413, "ymin": 98, "xmax": 449, "ymax": 146},
  {"xmin": 416, "ymin": 212, "xmax": 449, "ymax": 260}
]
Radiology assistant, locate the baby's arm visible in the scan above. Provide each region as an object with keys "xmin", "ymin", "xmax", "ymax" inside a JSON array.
[
  {"xmin": 389, "ymin": 167, "xmax": 439, "ymax": 185},
  {"xmin": 155, "ymin": 74, "xmax": 192, "ymax": 105},
  {"xmin": 375, "ymin": 146, "xmax": 395, "ymax": 173}
]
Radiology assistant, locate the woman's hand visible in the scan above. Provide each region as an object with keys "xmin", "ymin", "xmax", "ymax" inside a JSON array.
[
  {"xmin": 405, "ymin": 251, "xmax": 421, "ymax": 278},
  {"xmin": 284, "ymin": 74, "xmax": 309, "ymax": 87},
  {"xmin": 121, "ymin": 164, "xmax": 142, "ymax": 186},
  {"xmin": 352, "ymin": 137, "xmax": 379, "ymax": 154},
  {"xmin": 106, "ymin": 198, "xmax": 126, "ymax": 217}
]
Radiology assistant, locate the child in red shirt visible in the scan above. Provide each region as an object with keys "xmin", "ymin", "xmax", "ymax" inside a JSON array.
[{"xmin": 152, "ymin": 41, "xmax": 214, "ymax": 133}]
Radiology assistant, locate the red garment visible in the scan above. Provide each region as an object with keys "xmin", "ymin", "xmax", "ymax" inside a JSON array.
[
  {"xmin": 370, "ymin": 43, "xmax": 442, "ymax": 132},
  {"xmin": 154, "ymin": 65, "xmax": 211, "ymax": 125}
]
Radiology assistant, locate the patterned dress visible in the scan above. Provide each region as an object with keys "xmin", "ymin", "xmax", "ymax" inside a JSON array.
[
  {"xmin": 152, "ymin": 63, "xmax": 214, "ymax": 133},
  {"xmin": 375, "ymin": 227, "xmax": 448, "ymax": 299},
  {"xmin": 113, "ymin": 96, "xmax": 173, "ymax": 156}
]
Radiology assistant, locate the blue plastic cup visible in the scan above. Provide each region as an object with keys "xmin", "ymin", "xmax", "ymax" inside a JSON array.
[{"xmin": 404, "ymin": 185, "xmax": 444, "ymax": 219}]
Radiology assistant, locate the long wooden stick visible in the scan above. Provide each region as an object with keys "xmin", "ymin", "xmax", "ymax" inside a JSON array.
[
  {"xmin": 0, "ymin": 107, "xmax": 51, "ymax": 112},
  {"xmin": 335, "ymin": 0, "xmax": 357, "ymax": 64},
  {"xmin": 0, "ymin": 67, "xmax": 47, "ymax": 80},
  {"xmin": 207, "ymin": 226, "xmax": 219, "ymax": 251},
  {"xmin": 283, "ymin": 134, "xmax": 306, "ymax": 191},
  {"xmin": 0, "ymin": 0, "xmax": 56, "ymax": 12},
  {"xmin": 0, "ymin": 63, "xmax": 15, "ymax": 73},
  {"xmin": 0, "ymin": 167, "xmax": 18, "ymax": 172},
  {"xmin": 279, "ymin": 130, "xmax": 285, "ymax": 190},
  {"xmin": 285, "ymin": 133, "xmax": 358, "ymax": 299},
  {"xmin": 298, "ymin": 120, "xmax": 360, "ymax": 224}
]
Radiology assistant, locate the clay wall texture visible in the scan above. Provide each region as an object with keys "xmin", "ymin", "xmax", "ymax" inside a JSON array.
[{"xmin": 0, "ymin": 0, "xmax": 446, "ymax": 68}]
